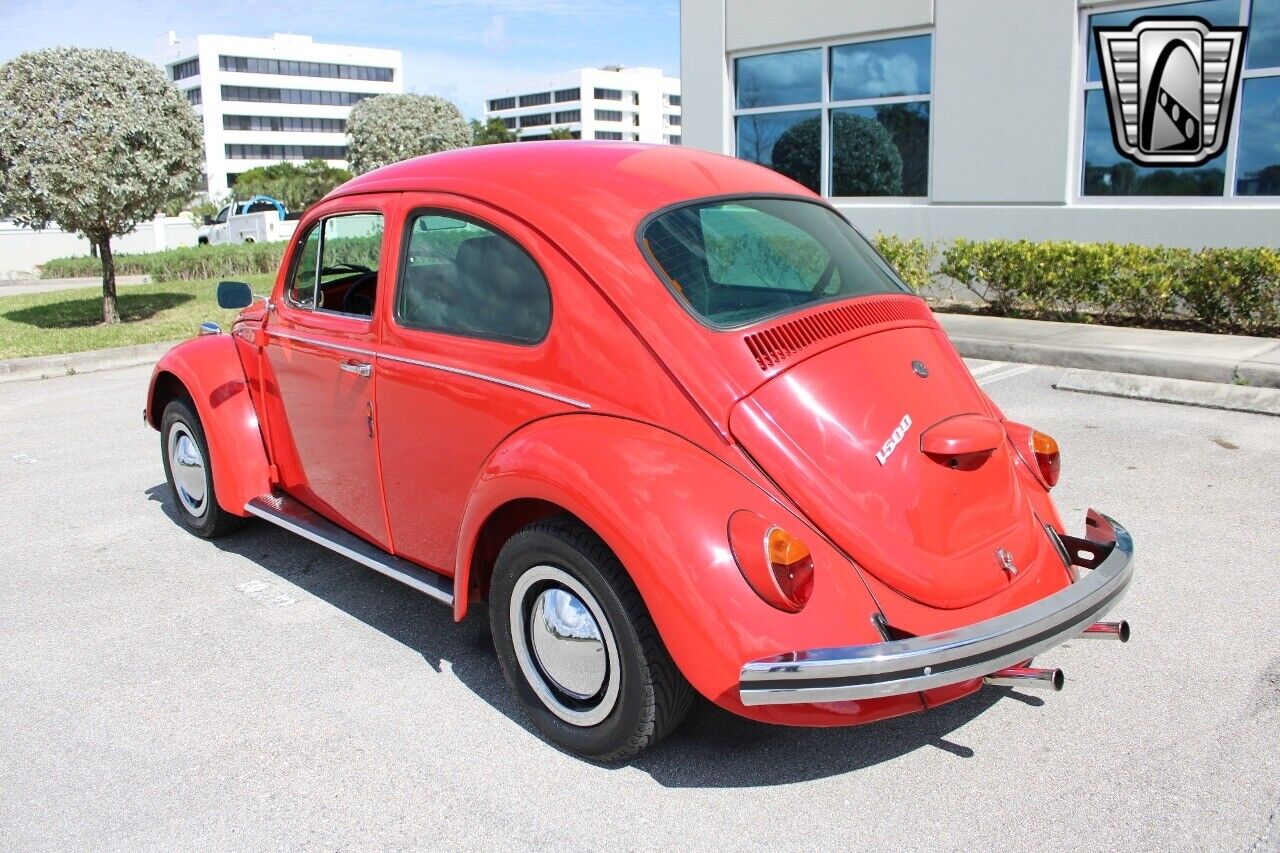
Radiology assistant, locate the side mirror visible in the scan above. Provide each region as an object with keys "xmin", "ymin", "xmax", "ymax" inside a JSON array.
[
  {"xmin": 216, "ymin": 280, "xmax": 254, "ymax": 309},
  {"xmin": 202, "ymin": 215, "xmax": 215, "ymax": 226}
]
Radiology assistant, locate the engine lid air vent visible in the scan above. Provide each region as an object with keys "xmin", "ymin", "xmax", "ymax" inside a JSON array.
[{"xmin": 743, "ymin": 295, "xmax": 936, "ymax": 370}]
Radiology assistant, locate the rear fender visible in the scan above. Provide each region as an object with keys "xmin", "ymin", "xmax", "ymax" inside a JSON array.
[
  {"xmin": 146, "ymin": 335, "xmax": 270, "ymax": 516},
  {"xmin": 453, "ymin": 414, "xmax": 885, "ymax": 715}
]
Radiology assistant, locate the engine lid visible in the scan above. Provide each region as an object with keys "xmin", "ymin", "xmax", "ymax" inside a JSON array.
[{"xmin": 730, "ymin": 325, "xmax": 1044, "ymax": 610}]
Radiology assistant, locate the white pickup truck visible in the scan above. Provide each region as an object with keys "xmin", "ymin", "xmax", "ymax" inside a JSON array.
[{"xmin": 197, "ymin": 196, "xmax": 300, "ymax": 246}]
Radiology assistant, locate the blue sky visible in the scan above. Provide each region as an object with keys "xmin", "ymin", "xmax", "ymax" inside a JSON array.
[{"xmin": 0, "ymin": 0, "xmax": 680, "ymax": 118}]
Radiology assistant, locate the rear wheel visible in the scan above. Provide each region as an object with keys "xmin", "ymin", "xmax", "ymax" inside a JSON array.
[
  {"xmin": 490, "ymin": 515, "xmax": 693, "ymax": 762},
  {"xmin": 160, "ymin": 398, "xmax": 243, "ymax": 539}
]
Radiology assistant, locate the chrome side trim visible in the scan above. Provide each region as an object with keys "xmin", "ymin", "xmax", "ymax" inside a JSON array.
[
  {"xmin": 267, "ymin": 329, "xmax": 377, "ymax": 358},
  {"xmin": 378, "ymin": 352, "xmax": 591, "ymax": 409},
  {"xmin": 739, "ymin": 510, "xmax": 1134, "ymax": 706},
  {"xmin": 245, "ymin": 494, "xmax": 453, "ymax": 607},
  {"xmin": 264, "ymin": 331, "xmax": 589, "ymax": 409}
]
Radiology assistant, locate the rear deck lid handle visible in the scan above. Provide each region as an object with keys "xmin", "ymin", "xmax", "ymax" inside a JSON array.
[{"xmin": 919, "ymin": 414, "xmax": 1004, "ymax": 463}]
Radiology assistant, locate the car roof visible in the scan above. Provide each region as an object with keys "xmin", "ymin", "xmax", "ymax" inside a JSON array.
[{"xmin": 328, "ymin": 141, "xmax": 815, "ymax": 228}]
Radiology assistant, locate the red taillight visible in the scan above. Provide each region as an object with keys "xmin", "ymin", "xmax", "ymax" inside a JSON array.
[
  {"xmin": 766, "ymin": 526, "xmax": 815, "ymax": 609},
  {"xmin": 728, "ymin": 511, "xmax": 814, "ymax": 612},
  {"xmin": 1004, "ymin": 421, "xmax": 1061, "ymax": 489}
]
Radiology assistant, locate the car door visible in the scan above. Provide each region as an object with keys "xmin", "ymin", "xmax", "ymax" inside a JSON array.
[
  {"xmin": 260, "ymin": 198, "xmax": 393, "ymax": 549},
  {"xmin": 375, "ymin": 193, "xmax": 578, "ymax": 574}
]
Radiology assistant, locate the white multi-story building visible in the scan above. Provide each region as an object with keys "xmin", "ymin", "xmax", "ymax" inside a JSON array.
[
  {"xmin": 160, "ymin": 32, "xmax": 403, "ymax": 200},
  {"xmin": 484, "ymin": 66, "xmax": 681, "ymax": 145}
]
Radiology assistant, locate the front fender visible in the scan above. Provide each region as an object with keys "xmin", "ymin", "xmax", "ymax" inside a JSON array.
[
  {"xmin": 146, "ymin": 335, "xmax": 270, "ymax": 516},
  {"xmin": 454, "ymin": 414, "xmax": 889, "ymax": 721}
]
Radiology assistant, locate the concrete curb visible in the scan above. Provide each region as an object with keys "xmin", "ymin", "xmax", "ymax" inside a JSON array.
[
  {"xmin": 937, "ymin": 313, "xmax": 1280, "ymax": 389},
  {"xmin": 1053, "ymin": 368, "xmax": 1280, "ymax": 417},
  {"xmin": 0, "ymin": 341, "xmax": 172, "ymax": 383}
]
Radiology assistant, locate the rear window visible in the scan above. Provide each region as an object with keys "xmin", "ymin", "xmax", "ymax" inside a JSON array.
[{"xmin": 641, "ymin": 197, "xmax": 908, "ymax": 328}]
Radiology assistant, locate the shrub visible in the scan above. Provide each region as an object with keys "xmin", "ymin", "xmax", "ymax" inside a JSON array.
[
  {"xmin": 41, "ymin": 242, "xmax": 284, "ymax": 281},
  {"xmin": 872, "ymin": 234, "xmax": 935, "ymax": 292},
  {"xmin": 939, "ymin": 238, "xmax": 1279, "ymax": 333},
  {"xmin": 1178, "ymin": 247, "xmax": 1280, "ymax": 333}
]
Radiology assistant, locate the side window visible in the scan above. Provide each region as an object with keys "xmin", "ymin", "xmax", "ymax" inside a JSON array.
[
  {"xmin": 288, "ymin": 225, "xmax": 320, "ymax": 307},
  {"xmin": 396, "ymin": 212, "xmax": 551, "ymax": 344},
  {"xmin": 287, "ymin": 213, "xmax": 384, "ymax": 316},
  {"xmin": 317, "ymin": 213, "xmax": 382, "ymax": 316}
]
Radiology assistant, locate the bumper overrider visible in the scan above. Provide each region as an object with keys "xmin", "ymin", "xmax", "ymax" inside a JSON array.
[{"xmin": 739, "ymin": 510, "xmax": 1134, "ymax": 706}]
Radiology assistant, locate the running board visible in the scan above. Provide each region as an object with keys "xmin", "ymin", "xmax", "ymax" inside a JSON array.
[{"xmin": 244, "ymin": 494, "xmax": 454, "ymax": 607}]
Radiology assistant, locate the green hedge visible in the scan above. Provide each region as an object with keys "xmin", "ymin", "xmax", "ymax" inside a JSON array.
[
  {"xmin": 41, "ymin": 242, "xmax": 285, "ymax": 281},
  {"xmin": 872, "ymin": 234, "xmax": 935, "ymax": 292},
  {"xmin": 939, "ymin": 240, "xmax": 1280, "ymax": 334}
]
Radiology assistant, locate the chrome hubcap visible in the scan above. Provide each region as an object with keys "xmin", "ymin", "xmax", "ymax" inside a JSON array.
[
  {"xmin": 530, "ymin": 588, "xmax": 608, "ymax": 699},
  {"xmin": 167, "ymin": 424, "xmax": 207, "ymax": 517},
  {"xmin": 510, "ymin": 565, "xmax": 619, "ymax": 726}
]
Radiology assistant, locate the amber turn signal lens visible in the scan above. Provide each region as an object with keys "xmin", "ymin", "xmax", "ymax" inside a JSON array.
[
  {"xmin": 765, "ymin": 526, "xmax": 815, "ymax": 610},
  {"xmin": 1031, "ymin": 430, "xmax": 1060, "ymax": 488}
]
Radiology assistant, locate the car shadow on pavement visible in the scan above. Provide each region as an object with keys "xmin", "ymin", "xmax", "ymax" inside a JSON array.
[{"xmin": 147, "ymin": 484, "xmax": 1045, "ymax": 788}]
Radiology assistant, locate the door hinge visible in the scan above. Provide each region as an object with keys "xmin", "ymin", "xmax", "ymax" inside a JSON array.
[{"xmin": 268, "ymin": 463, "xmax": 280, "ymax": 484}]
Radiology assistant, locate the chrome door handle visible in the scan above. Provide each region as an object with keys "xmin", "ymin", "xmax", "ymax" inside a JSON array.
[{"xmin": 340, "ymin": 360, "xmax": 372, "ymax": 378}]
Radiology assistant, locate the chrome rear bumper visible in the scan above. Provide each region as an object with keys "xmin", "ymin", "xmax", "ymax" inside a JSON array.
[{"xmin": 739, "ymin": 510, "xmax": 1133, "ymax": 706}]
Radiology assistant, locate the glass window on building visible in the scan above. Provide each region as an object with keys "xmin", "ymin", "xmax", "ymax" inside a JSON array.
[
  {"xmin": 171, "ymin": 59, "xmax": 199, "ymax": 81},
  {"xmin": 554, "ymin": 88, "xmax": 580, "ymax": 102},
  {"xmin": 1081, "ymin": 0, "xmax": 1280, "ymax": 197},
  {"xmin": 732, "ymin": 35, "xmax": 932, "ymax": 197}
]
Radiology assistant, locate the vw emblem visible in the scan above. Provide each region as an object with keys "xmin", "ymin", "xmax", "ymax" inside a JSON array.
[
  {"xmin": 911, "ymin": 360, "xmax": 929, "ymax": 378},
  {"xmin": 996, "ymin": 548, "xmax": 1018, "ymax": 576}
]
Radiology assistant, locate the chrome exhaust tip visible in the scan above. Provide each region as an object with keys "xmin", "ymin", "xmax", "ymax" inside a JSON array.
[
  {"xmin": 1080, "ymin": 620, "xmax": 1130, "ymax": 642},
  {"xmin": 984, "ymin": 666, "xmax": 1065, "ymax": 692}
]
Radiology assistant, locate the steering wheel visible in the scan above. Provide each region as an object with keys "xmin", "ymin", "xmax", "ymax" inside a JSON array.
[
  {"xmin": 322, "ymin": 262, "xmax": 373, "ymax": 276},
  {"xmin": 341, "ymin": 272, "xmax": 378, "ymax": 316}
]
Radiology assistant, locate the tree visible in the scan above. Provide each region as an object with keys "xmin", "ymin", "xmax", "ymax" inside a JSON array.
[
  {"xmin": 231, "ymin": 160, "xmax": 351, "ymax": 210},
  {"xmin": 0, "ymin": 48, "xmax": 202, "ymax": 323},
  {"xmin": 771, "ymin": 113, "xmax": 902, "ymax": 197},
  {"xmin": 346, "ymin": 93, "xmax": 470, "ymax": 174},
  {"xmin": 470, "ymin": 117, "xmax": 518, "ymax": 145},
  {"xmin": 548, "ymin": 126, "xmax": 575, "ymax": 140}
]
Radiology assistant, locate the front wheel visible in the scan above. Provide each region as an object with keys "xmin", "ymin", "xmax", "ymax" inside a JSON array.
[
  {"xmin": 490, "ymin": 516, "xmax": 694, "ymax": 762},
  {"xmin": 160, "ymin": 398, "xmax": 243, "ymax": 539}
]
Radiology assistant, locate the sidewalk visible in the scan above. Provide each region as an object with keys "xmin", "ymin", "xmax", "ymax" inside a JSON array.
[{"xmin": 937, "ymin": 313, "xmax": 1280, "ymax": 388}]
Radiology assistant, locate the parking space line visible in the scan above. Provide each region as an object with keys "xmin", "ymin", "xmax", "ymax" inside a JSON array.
[
  {"xmin": 968, "ymin": 361, "xmax": 1010, "ymax": 377},
  {"xmin": 978, "ymin": 364, "xmax": 1038, "ymax": 385}
]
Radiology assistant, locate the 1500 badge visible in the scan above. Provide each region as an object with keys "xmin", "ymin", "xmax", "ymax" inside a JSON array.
[{"xmin": 876, "ymin": 414, "xmax": 912, "ymax": 465}]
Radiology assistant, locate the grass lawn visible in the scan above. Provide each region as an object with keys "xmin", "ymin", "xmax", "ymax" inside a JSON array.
[{"xmin": 0, "ymin": 275, "xmax": 275, "ymax": 360}]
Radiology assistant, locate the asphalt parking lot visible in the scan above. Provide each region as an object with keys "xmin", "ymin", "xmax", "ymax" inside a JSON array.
[{"xmin": 2, "ymin": 359, "xmax": 1278, "ymax": 851}]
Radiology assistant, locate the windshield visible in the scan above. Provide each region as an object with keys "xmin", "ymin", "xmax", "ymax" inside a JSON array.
[{"xmin": 641, "ymin": 197, "xmax": 909, "ymax": 328}]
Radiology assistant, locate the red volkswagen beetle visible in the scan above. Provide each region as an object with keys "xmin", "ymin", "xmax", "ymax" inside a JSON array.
[{"xmin": 147, "ymin": 143, "xmax": 1133, "ymax": 761}]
